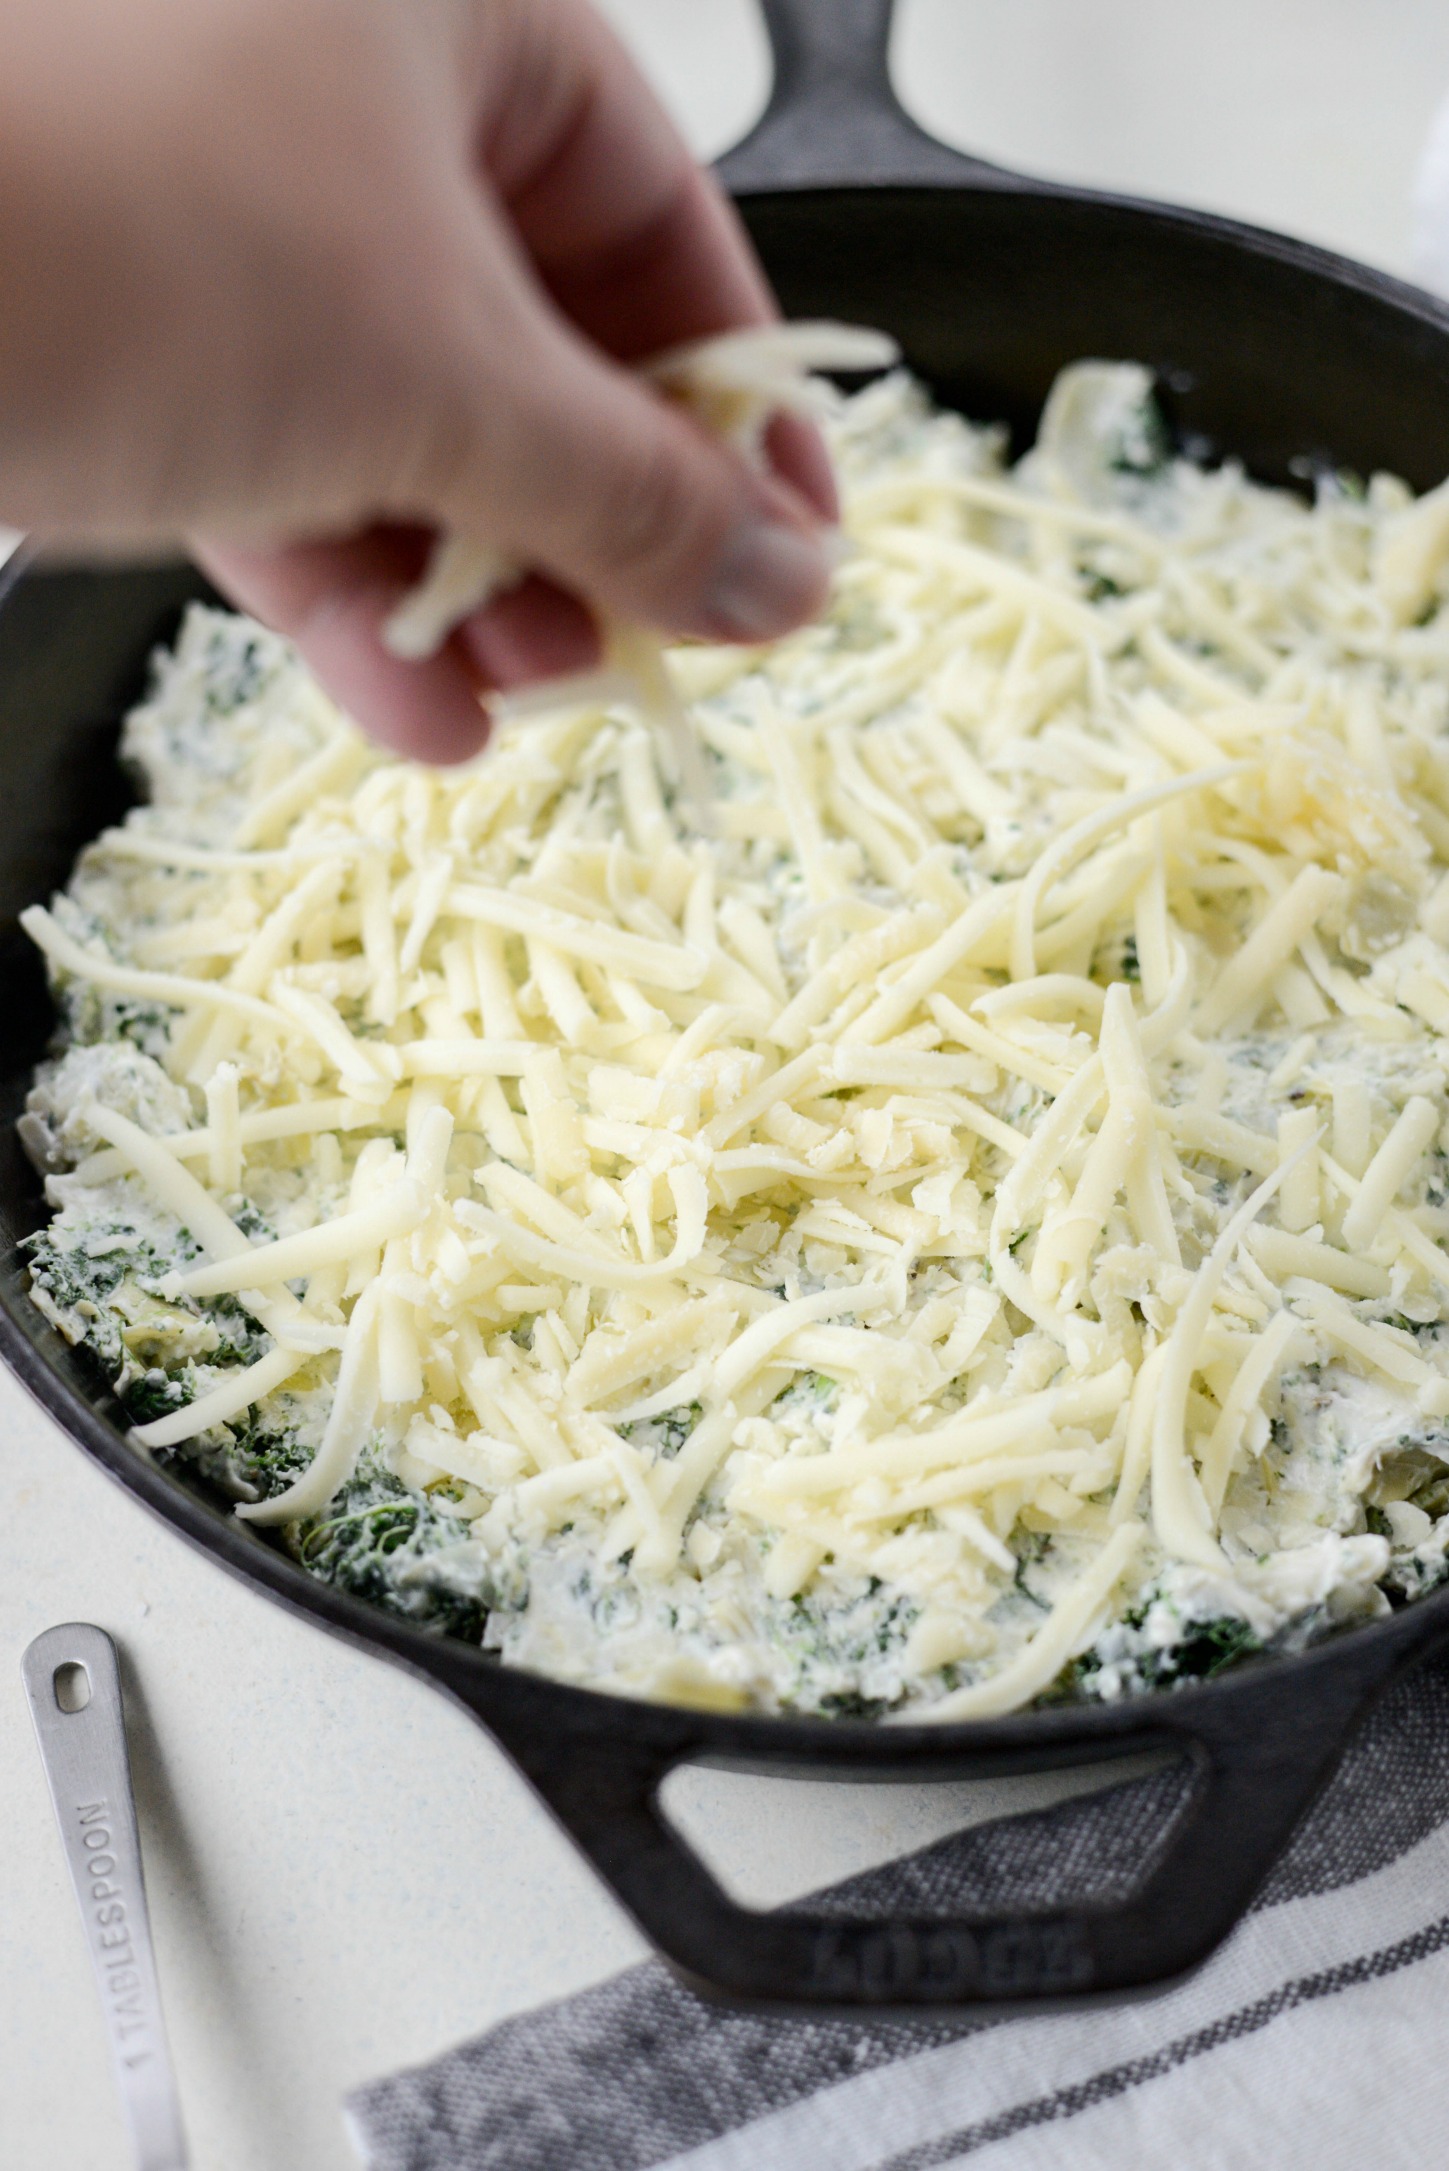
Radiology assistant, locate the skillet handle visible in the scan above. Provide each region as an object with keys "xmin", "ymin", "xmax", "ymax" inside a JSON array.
[
  {"xmin": 471, "ymin": 1631, "xmax": 1415, "ymax": 2011},
  {"xmin": 718, "ymin": 0, "xmax": 1019, "ymax": 194}
]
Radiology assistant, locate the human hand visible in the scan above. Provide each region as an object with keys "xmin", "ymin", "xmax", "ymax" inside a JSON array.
[{"xmin": 0, "ymin": 0, "xmax": 835, "ymax": 758}]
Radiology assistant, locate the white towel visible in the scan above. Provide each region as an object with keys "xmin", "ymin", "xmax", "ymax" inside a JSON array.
[{"xmin": 346, "ymin": 1648, "xmax": 1449, "ymax": 2171}]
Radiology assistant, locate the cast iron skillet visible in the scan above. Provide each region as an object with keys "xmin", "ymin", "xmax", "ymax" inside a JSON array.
[{"xmin": 7, "ymin": 0, "xmax": 1449, "ymax": 2016}]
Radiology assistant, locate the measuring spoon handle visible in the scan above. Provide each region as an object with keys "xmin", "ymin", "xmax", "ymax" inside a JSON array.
[{"xmin": 22, "ymin": 1624, "xmax": 188, "ymax": 2171}]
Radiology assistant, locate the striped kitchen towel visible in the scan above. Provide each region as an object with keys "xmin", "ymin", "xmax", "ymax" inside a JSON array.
[{"xmin": 347, "ymin": 1649, "xmax": 1449, "ymax": 2171}]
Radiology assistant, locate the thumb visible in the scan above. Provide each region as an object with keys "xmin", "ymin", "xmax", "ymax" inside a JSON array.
[{"xmin": 427, "ymin": 280, "xmax": 834, "ymax": 647}]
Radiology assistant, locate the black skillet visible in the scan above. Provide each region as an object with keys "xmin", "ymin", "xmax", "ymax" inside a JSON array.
[{"xmin": 6, "ymin": 0, "xmax": 1449, "ymax": 2016}]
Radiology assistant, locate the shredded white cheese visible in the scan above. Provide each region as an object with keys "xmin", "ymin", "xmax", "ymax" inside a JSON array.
[{"xmin": 23, "ymin": 358, "xmax": 1449, "ymax": 1719}]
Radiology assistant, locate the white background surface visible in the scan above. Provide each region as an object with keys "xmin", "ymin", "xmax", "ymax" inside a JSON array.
[{"xmin": 5, "ymin": 5, "xmax": 1449, "ymax": 2167}]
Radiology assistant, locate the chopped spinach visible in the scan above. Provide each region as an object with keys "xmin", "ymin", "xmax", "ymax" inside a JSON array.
[
  {"xmin": 293, "ymin": 1452, "xmax": 492, "ymax": 1638},
  {"xmin": 619, "ymin": 1401, "xmax": 702, "ymax": 1459},
  {"xmin": 1136, "ymin": 1614, "xmax": 1261, "ymax": 1687},
  {"xmin": 765, "ymin": 1573, "xmax": 919, "ymax": 1711}
]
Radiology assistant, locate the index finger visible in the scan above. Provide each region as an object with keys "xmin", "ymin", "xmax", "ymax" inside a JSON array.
[{"xmin": 474, "ymin": 0, "xmax": 773, "ymax": 363}]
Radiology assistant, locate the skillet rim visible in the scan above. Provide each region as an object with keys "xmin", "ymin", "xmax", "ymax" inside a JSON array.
[{"xmin": 5, "ymin": 178, "xmax": 1449, "ymax": 1770}]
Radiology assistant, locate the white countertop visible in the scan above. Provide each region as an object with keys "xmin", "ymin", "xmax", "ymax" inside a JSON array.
[{"xmin": 6, "ymin": 6, "xmax": 1449, "ymax": 2166}]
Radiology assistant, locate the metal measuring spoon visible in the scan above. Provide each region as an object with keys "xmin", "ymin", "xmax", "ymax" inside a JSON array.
[{"xmin": 21, "ymin": 1624, "xmax": 189, "ymax": 2171}]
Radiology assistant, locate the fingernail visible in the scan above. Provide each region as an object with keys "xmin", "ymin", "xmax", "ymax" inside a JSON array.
[
  {"xmin": 819, "ymin": 524, "xmax": 853, "ymax": 568},
  {"xmin": 701, "ymin": 517, "xmax": 831, "ymax": 642}
]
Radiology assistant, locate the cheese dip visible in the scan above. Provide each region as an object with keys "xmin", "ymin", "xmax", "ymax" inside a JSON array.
[{"xmin": 22, "ymin": 362, "xmax": 1449, "ymax": 1719}]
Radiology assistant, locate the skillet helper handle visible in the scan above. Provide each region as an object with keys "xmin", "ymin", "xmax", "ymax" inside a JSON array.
[
  {"xmin": 480, "ymin": 1640, "xmax": 1404, "ymax": 2011},
  {"xmin": 21, "ymin": 1625, "xmax": 189, "ymax": 2171},
  {"xmin": 718, "ymin": 0, "xmax": 1016, "ymax": 194}
]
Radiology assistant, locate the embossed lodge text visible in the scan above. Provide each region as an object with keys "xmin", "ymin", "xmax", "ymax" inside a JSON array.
[{"xmin": 808, "ymin": 1917, "xmax": 1094, "ymax": 2000}]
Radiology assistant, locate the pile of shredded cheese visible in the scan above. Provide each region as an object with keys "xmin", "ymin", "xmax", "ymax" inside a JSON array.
[{"xmin": 24, "ymin": 360, "xmax": 1449, "ymax": 1720}]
